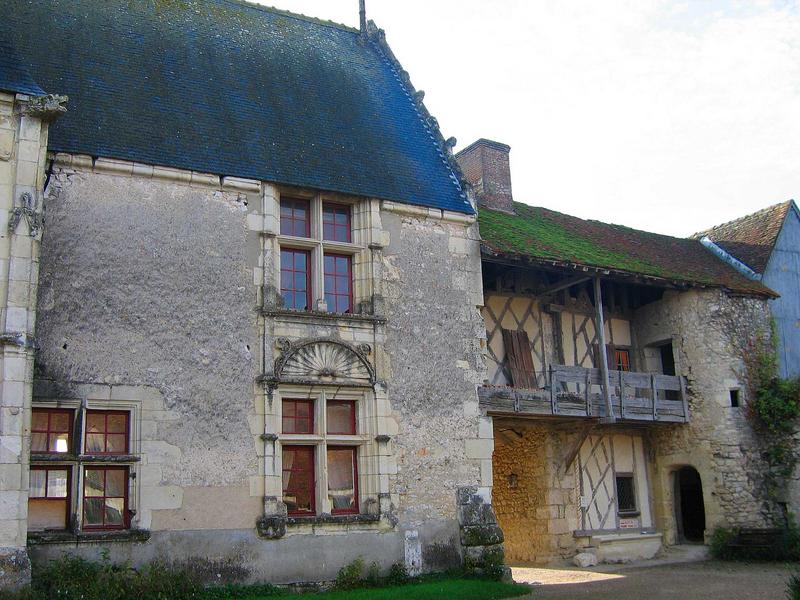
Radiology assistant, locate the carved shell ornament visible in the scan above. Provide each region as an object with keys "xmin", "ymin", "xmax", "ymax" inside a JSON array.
[{"xmin": 275, "ymin": 339, "xmax": 374, "ymax": 383}]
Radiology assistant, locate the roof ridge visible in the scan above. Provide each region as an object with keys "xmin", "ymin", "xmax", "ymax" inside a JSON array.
[
  {"xmin": 217, "ymin": 0, "xmax": 358, "ymax": 33},
  {"xmin": 507, "ymin": 201, "xmax": 699, "ymax": 245},
  {"xmin": 692, "ymin": 200, "xmax": 793, "ymax": 239},
  {"xmin": 365, "ymin": 21, "xmax": 472, "ymax": 211}
]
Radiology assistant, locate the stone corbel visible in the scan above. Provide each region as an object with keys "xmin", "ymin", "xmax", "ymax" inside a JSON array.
[
  {"xmin": 20, "ymin": 94, "xmax": 68, "ymax": 121},
  {"xmin": 9, "ymin": 192, "xmax": 43, "ymax": 236}
]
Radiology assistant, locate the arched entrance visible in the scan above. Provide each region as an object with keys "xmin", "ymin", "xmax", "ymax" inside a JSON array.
[{"xmin": 674, "ymin": 467, "xmax": 706, "ymax": 543}]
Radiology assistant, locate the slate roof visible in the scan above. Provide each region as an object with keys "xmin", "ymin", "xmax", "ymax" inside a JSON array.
[
  {"xmin": 693, "ymin": 201, "xmax": 797, "ymax": 273},
  {"xmin": 479, "ymin": 202, "xmax": 777, "ymax": 297},
  {"xmin": 0, "ymin": 38, "xmax": 45, "ymax": 96},
  {"xmin": 0, "ymin": 0, "xmax": 472, "ymax": 214}
]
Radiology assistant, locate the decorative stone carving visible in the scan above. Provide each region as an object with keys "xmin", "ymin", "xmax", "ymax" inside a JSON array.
[
  {"xmin": 274, "ymin": 338, "xmax": 374, "ymax": 384},
  {"xmin": 21, "ymin": 94, "xmax": 68, "ymax": 121},
  {"xmin": 9, "ymin": 192, "xmax": 43, "ymax": 236}
]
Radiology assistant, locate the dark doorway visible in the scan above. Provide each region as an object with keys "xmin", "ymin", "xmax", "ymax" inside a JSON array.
[
  {"xmin": 675, "ymin": 467, "xmax": 706, "ymax": 543},
  {"xmin": 659, "ymin": 342, "xmax": 680, "ymax": 400}
]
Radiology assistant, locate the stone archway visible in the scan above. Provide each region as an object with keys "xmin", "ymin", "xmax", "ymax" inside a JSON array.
[{"xmin": 674, "ymin": 466, "xmax": 706, "ymax": 543}]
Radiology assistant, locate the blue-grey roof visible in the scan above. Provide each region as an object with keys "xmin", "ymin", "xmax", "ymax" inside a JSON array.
[
  {"xmin": 0, "ymin": 38, "xmax": 45, "ymax": 96},
  {"xmin": 1, "ymin": 0, "xmax": 472, "ymax": 214}
]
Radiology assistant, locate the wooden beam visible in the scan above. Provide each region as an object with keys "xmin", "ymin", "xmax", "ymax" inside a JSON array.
[
  {"xmin": 594, "ymin": 276, "xmax": 615, "ymax": 422},
  {"xmin": 559, "ymin": 422, "xmax": 596, "ymax": 478},
  {"xmin": 538, "ymin": 274, "xmax": 592, "ymax": 299}
]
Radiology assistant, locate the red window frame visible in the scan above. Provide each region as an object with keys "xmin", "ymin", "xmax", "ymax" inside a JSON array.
[
  {"xmin": 31, "ymin": 408, "xmax": 73, "ymax": 454},
  {"xmin": 282, "ymin": 399, "xmax": 315, "ymax": 434},
  {"xmin": 614, "ymin": 349, "xmax": 631, "ymax": 372},
  {"xmin": 82, "ymin": 466, "xmax": 129, "ymax": 530},
  {"xmin": 29, "ymin": 466, "xmax": 71, "ymax": 530},
  {"xmin": 323, "ymin": 253, "xmax": 353, "ymax": 314},
  {"xmin": 326, "ymin": 400, "xmax": 357, "ymax": 435},
  {"xmin": 322, "ymin": 203, "xmax": 352, "ymax": 243},
  {"xmin": 282, "ymin": 445, "xmax": 316, "ymax": 516},
  {"xmin": 280, "ymin": 197, "xmax": 311, "ymax": 238},
  {"xmin": 327, "ymin": 446, "xmax": 359, "ymax": 515},
  {"xmin": 280, "ymin": 248, "xmax": 312, "ymax": 311},
  {"xmin": 84, "ymin": 410, "xmax": 129, "ymax": 455}
]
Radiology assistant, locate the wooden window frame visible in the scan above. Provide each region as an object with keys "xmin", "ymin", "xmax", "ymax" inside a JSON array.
[
  {"xmin": 31, "ymin": 408, "xmax": 73, "ymax": 455},
  {"xmin": 280, "ymin": 197, "xmax": 311, "ymax": 238},
  {"xmin": 323, "ymin": 253, "xmax": 353, "ymax": 314},
  {"xmin": 282, "ymin": 445, "xmax": 317, "ymax": 517},
  {"xmin": 615, "ymin": 473, "xmax": 638, "ymax": 516},
  {"xmin": 327, "ymin": 446, "xmax": 359, "ymax": 515},
  {"xmin": 29, "ymin": 466, "xmax": 71, "ymax": 531},
  {"xmin": 282, "ymin": 399, "xmax": 315, "ymax": 434},
  {"xmin": 82, "ymin": 465, "xmax": 129, "ymax": 530},
  {"xmin": 84, "ymin": 410, "xmax": 129, "ymax": 455},
  {"xmin": 322, "ymin": 203, "xmax": 352, "ymax": 243},
  {"xmin": 501, "ymin": 328, "xmax": 537, "ymax": 389},
  {"xmin": 326, "ymin": 400, "xmax": 357, "ymax": 435},
  {"xmin": 280, "ymin": 248, "xmax": 312, "ymax": 311}
]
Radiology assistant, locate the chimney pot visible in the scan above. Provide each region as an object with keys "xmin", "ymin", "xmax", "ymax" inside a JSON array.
[{"xmin": 455, "ymin": 139, "xmax": 514, "ymax": 213}]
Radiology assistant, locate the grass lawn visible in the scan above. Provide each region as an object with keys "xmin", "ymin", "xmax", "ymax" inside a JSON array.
[{"xmin": 231, "ymin": 579, "xmax": 530, "ymax": 600}]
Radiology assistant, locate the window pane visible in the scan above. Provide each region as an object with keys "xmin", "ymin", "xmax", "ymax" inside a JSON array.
[
  {"xmin": 28, "ymin": 498, "xmax": 67, "ymax": 531},
  {"xmin": 29, "ymin": 470, "xmax": 46, "ymax": 498},
  {"xmin": 107, "ymin": 414, "xmax": 126, "ymax": 433},
  {"xmin": 105, "ymin": 470, "xmax": 126, "ymax": 497},
  {"xmin": 336, "ymin": 296, "xmax": 350, "ymax": 314},
  {"xmin": 105, "ymin": 498, "xmax": 125, "ymax": 526},
  {"xmin": 50, "ymin": 412, "xmax": 70, "ymax": 432},
  {"xmin": 106, "ymin": 434, "xmax": 127, "ymax": 454},
  {"xmin": 51, "ymin": 433, "xmax": 70, "ymax": 454},
  {"xmin": 327, "ymin": 448, "xmax": 356, "ymax": 513},
  {"xmin": 323, "ymin": 222, "xmax": 334, "ymax": 240},
  {"xmin": 83, "ymin": 498, "xmax": 104, "ymax": 526},
  {"xmin": 86, "ymin": 433, "xmax": 105, "ymax": 453},
  {"xmin": 280, "ymin": 249, "xmax": 309, "ymax": 311},
  {"xmin": 294, "ymin": 272, "xmax": 307, "ymax": 291},
  {"xmin": 32, "ymin": 411, "xmax": 48, "ymax": 431},
  {"xmin": 31, "ymin": 432, "xmax": 47, "ymax": 453},
  {"xmin": 86, "ymin": 413, "xmax": 105, "ymax": 433},
  {"xmin": 47, "ymin": 470, "xmax": 68, "ymax": 498},
  {"xmin": 327, "ymin": 402, "xmax": 356, "ymax": 434},
  {"xmin": 84, "ymin": 469, "xmax": 104, "ymax": 497}
]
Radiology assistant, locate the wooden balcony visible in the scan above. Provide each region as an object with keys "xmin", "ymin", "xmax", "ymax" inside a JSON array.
[{"xmin": 479, "ymin": 364, "xmax": 689, "ymax": 423}]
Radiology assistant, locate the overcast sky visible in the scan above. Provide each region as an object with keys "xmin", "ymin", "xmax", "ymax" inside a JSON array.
[{"xmin": 257, "ymin": 0, "xmax": 800, "ymax": 237}]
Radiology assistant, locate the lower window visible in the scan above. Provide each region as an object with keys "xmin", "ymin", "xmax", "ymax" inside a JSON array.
[
  {"xmin": 615, "ymin": 474, "xmax": 637, "ymax": 515},
  {"xmin": 282, "ymin": 446, "xmax": 316, "ymax": 516},
  {"xmin": 327, "ymin": 446, "xmax": 358, "ymax": 514},
  {"xmin": 83, "ymin": 466, "xmax": 128, "ymax": 529},
  {"xmin": 28, "ymin": 467, "xmax": 70, "ymax": 531}
]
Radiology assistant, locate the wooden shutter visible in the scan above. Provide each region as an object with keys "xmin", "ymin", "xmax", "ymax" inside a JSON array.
[{"xmin": 502, "ymin": 329, "xmax": 537, "ymax": 389}]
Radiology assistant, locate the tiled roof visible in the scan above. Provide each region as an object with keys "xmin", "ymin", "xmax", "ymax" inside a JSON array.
[
  {"xmin": 0, "ymin": 38, "xmax": 45, "ymax": 96},
  {"xmin": 693, "ymin": 201, "xmax": 796, "ymax": 273},
  {"xmin": 0, "ymin": 0, "xmax": 473, "ymax": 214},
  {"xmin": 479, "ymin": 202, "xmax": 776, "ymax": 297}
]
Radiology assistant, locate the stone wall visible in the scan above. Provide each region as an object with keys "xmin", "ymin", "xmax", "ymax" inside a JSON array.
[{"xmin": 633, "ymin": 289, "xmax": 773, "ymax": 543}]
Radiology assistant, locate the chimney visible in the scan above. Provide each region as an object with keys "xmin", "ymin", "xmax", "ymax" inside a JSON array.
[
  {"xmin": 455, "ymin": 139, "xmax": 515, "ymax": 214},
  {"xmin": 359, "ymin": 0, "xmax": 367, "ymax": 35}
]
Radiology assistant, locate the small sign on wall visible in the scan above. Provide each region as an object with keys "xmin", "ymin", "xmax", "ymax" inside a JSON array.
[{"xmin": 619, "ymin": 518, "xmax": 638, "ymax": 529}]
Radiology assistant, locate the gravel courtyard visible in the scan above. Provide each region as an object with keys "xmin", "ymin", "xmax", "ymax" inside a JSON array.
[{"xmin": 513, "ymin": 560, "xmax": 792, "ymax": 599}]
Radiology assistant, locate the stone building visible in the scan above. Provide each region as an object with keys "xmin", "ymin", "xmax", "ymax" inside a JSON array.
[
  {"xmin": 0, "ymin": 0, "xmax": 498, "ymax": 588},
  {"xmin": 0, "ymin": 0, "xmax": 787, "ymax": 590},
  {"xmin": 456, "ymin": 139, "xmax": 780, "ymax": 564}
]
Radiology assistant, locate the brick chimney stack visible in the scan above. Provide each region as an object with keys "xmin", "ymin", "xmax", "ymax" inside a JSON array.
[{"xmin": 455, "ymin": 139, "xmax": 515, "ymax": 214}]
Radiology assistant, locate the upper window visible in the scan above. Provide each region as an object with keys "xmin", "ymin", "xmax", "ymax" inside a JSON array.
[
  {"xmin": 85, "ymin": 410, "xmax": 129, "ymax": 455},
  {"xmin": 280, "ymin": 197, "xmax": 311, "ymax": 238},
  {"xmin": 614, "ymin": 349, "xmax": 631, "ymax": 372},
  {"xmin": 323, "ymin": 203, "xmax": 352, "ymax": 242},
  {"xmin": 282, "ymin": 399, "xmax": 314, "ymax": 434},
  {"xmin": 31, "ymin": 408, "xmax": 72, "ymax": 454},
  {"xmin": 278, "ymin": 195, "xmax": 357, "ymax": 314}
]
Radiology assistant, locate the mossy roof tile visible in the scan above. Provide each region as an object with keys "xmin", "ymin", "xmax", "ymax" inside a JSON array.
[{"xmin": 479, "ymin": 203, "xmax": 776, "ymax": 297}]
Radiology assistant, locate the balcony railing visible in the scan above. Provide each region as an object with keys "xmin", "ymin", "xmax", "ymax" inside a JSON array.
[{"xmin": 479, "ymin": 364, "xmax": 689, "ymax": 423}]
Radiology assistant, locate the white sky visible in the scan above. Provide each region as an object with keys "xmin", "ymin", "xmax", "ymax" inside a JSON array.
[{"xmin": 255, "ymin": 0, "xmax": 800, "ymax": 236}]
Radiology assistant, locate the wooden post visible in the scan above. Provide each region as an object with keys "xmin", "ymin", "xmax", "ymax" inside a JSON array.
[
  {"xmin": 619, "ymin": 370, "xmax": 625, "ymax": 419},
  {"xmin": 550, "ymin": 365, "xmax": 557, "ymax": 414},
  {"xmin": 584, "ymin": 370, "xmax": 591, "ymax": 416},
  {"xmin": 651, "ymin": 373, "xmax": 658, "ymax": 421},
  {"xmin": 594, "ymin": 276, "xmax": 615, "ymax": 422},
  {"xmin": 679, "ymin": 376, "xmax": 689, "ymax": 422}
]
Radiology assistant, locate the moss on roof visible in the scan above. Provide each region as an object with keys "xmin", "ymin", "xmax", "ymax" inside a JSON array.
[{"xmin": 479, "ymin": 202, "xmax": 776, "ymax": 297}]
